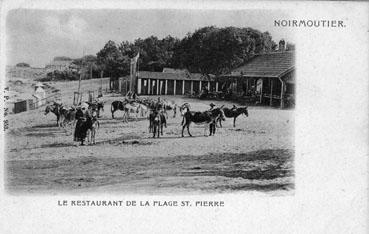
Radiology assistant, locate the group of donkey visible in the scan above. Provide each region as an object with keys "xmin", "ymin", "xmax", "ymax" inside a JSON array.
[
  {"xmin": 179, "ymin": 104, "xmax": 249, "ymax": 138},
  {"xmin": 44, "ymin": 101, "xmax": 104, "ymax": 145},
  {"xmin": 110, "ymin": 97, "xmax": 177, "ymax": 138},
  {"xmin": 111, "ymin": 98, "xmax": 177, "ymax": 121},
  {"xmin": 45, "ymin": 98, "xmax": 249, "ymax": 141},
  {"xmin": 44, "ymin": 101, "xmax": 104, "ymax": 128},
  {"xmin": 106, "ymin": 98, "xmax": 249, "ymax": 138}
]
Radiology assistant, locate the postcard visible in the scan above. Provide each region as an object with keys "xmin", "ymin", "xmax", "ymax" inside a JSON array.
[{"xmin": 0, "ymin": 0, "xmax": 367, "ymax": 233}]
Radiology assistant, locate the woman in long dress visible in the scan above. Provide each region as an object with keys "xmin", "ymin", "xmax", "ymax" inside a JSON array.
[{"xmin": 74, "ymin": 103, "xmax": 90, "ymax": 145}]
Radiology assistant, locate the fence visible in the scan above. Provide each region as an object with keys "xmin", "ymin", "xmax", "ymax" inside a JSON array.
[
  {"xmin": 10, "ymin": 91, "xmax": 62, "ymax": 114},
  {"xmin": 73, "ymin": 88, "xmax": 104, "ymax": 105},
  {"xmin": 109, "ymin": 76, "xmax": 131, "ymax": 96},
  {"xmin": 35, "ymin": 92, "xmax": 62, "ymax": 109}
]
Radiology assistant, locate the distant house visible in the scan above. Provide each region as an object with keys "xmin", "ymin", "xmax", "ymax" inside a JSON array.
[
  {"xmin": 219, "ymin": 49, "xmax": 295, "ymax": 108},
  {"xmin": 33, "ymin": 82, "xmax": 46, "ymax": 107},
  {"xmin": 45, "ymin": 59, "xmax": 73, "ymax": 71},
  {"xmin": 6, "ymin": 66, "xmax": 47, "ymax": 80}
]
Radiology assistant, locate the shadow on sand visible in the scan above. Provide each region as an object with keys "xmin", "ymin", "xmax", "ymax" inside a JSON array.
[
  {"xmin": 31, "ymin": 123, "xmax": 58, "ymax": 129},
  {"xmin": 6, "ymin": 149, "xmax": 294, "ymax": 193}
]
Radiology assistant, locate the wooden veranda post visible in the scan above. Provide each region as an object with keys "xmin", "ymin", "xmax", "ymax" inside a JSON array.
[
  {"xmin": 157, "ymin": 79, "xmax": 159, "ymax": 95},
  {"xmin": 259, "ymin": 79, "xmax": 263, "ymax": 104},
  {"xmin": 148, "ymin": 79, "xmax": 151, "ymax": 95},
  {"xmin": 174, "ymin": 80, "xmax": 177, "ymax": 95},
  {"xmin": 270, "ymin": 79, "xmax": 273, "ymax": 106},
  {"xmin": 165, "ymin": 80, "xmax": 168, "ymax": 95},
  {"xmin": 246, "ymin": 78, "xmax": 249, "ymax": 94},
  {"xmin": 279, "ymin": 77, "xmax": 285, "ymax": 108}
]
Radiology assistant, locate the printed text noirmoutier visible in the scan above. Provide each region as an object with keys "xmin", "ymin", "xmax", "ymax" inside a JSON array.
[{"xmin": 275, "ymin": 19, "xmax": 345, "ymax": 28}]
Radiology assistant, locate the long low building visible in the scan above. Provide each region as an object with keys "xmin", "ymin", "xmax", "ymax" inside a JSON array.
[
  {"xmin": 136, "ymin": 70, "xmax": 220, "ymax": 95},
  {"xmin": 218, "ymin": 50, "xmax": 295, "ymax": 108},
  {"xmin": 118, "ymin": 50, "xmax": 295, "ymax": 109}
]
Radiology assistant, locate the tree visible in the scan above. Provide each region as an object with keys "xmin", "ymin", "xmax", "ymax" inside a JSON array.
[
  {"xmin": 72, "ymin": 55, "xmax": 100, "ymax": 79},
  {"xmin": 97, "ymin": 40, "xmax": 126, "ymax": 89},
  {"xmin": 53, "ymin": 56, "xmax": 73, "ymax": 61},
  {"xmin": 172, "ymin": 26, "xmax": 277, "ymax": 76},
  {"xmin": 96, "ymin": 26, "xmax": 279, "ymax": 82},
  {"xmin": 97, "ymin": 41, "xmax": 121, "ymax": 76},
  {"xmin": 128, "ymin": 35, "xmax": 179, "ymax": 72}
]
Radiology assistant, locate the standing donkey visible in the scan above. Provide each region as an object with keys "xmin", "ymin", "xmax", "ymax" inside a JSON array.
[
  {"xmin": 44, "ymin": 102, "xmax": 64, "ymax": 127},
  {"xmin": 218, "ymin": 105, "xmax": 248, "ymax": 127}
]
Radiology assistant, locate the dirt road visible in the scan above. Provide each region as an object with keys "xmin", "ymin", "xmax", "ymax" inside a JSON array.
[{"xmin": 5, "ymin": 92, "xmax": 294, "ymax": 194}]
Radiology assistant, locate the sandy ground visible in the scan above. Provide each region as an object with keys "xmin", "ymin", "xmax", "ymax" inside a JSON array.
[{"xmin": 5, "ymin": 80, "xmax": 294, "ymax": 195}]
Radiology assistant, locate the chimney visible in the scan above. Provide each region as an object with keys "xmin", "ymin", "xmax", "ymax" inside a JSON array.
[{"xmin": 279, "ymin": 39, "xmax": 286, "ymax": 51}]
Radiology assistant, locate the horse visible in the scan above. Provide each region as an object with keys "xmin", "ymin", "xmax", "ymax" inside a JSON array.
[
  {"xmin": 149, "ymin": 110, "xmax": 167, "ymax": 138},
  {"xmin": 218, "ymin": 105, "xmax": 248, "ymax": 127},
  {"xmin": 181, "ymin": 106, "xmax": 225, "ymax": 137}
]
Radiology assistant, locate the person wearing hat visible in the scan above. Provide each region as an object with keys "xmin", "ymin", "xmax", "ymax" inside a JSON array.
[
  {"xmin": 155, "ymin": 97, "xmax": 163, "ymax": 111},
  {"xmin": 74, "ymin": 102, "xmax": 91, "ymax": 145},
  {"xmin": 209, "ymin": 103, "xmax": 216, "ymax": 111}
]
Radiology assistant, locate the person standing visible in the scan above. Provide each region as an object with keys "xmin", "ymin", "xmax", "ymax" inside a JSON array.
[
  {"xmin": 209, "ymin": 103, "xmax": 216, "ymax": 111},
  {"xmin": 74, "ymin": 103, "xmax": 90, "ymax": 145}
]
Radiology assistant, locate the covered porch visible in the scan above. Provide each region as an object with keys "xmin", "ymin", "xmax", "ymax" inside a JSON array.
[{"xmin": 217, "ymin": 70, "xmax": 294, "ymax": 108}]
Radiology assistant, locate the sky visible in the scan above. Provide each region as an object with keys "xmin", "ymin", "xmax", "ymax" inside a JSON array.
[{"xmin": 6, "ymin": 9, "xmax": 294, "ymax": 67}]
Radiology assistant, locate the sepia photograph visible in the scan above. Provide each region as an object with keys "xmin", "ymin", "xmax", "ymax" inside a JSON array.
[{"xmin": 4, "ymin": 8, "xmax": 295, "ymax": 194}]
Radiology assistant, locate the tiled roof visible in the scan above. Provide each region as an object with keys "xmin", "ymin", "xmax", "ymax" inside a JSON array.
[
  {"xmin": 231, "ymin": 51, "xmax": 295, "ymax": 78},
  {"xmin": 138, "ymin": 71, "xmax": 212, "ymax": 81},
  {"xmin": 162, "ymin": 68, "xmax": 189, "ymax": 74}
]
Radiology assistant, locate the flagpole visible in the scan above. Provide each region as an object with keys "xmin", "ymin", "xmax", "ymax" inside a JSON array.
[
  {"xmin": 137, "ymin": 50, "xmax": 139, "ymax": 76},
  {"xmin": 77, "ymin": 48, "xmax": 85, "ymax": 97},
  {"xmin": 136, "ymin": 51, "xmax": 139, "ymax": 94}
]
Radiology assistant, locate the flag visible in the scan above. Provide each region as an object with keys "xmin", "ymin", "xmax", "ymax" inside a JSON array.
[
  {"xmin": 131, "ymin": 52, "xmax": 140, "ymax": 64},
  {"xmin": 130, "ymin": 52, "xmax": 140, "ymax": 92}
]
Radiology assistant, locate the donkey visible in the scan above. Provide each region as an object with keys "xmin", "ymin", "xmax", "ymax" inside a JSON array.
[
  {"xmin": 122, "ymin": 102, "xmax": 142, "ymax": 122},
  {"xmin": 181, "ymin": 106, "xmax": 225, "ymax": 137},
  {"xmin": 86, "ymin": 110, "xmax": 100, "ymax": 145},
  {"xmin": 218, "ymin": 105, "xmax": 248, "ymax": 127},
  {"xmin": 44, "ymin": 103, "xmax": 64, "ymax": 127},
  {"xmin": 162, "ymin": 100, "xmax": 178, "ymax": 118},
  {"xmin": 149, "ymin": 110, "xmax": 167, "ymax": 138},
  {"xmin": 111, "ymin": 100, "xmax": 126, "ymax": 119},
  {"xmin": 60, "ymin": 106, "xmax": 77, "ymax": 129},
  {"xmin": 86, "ymin": 101, "xmax": 104, "ymax": 118}
]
